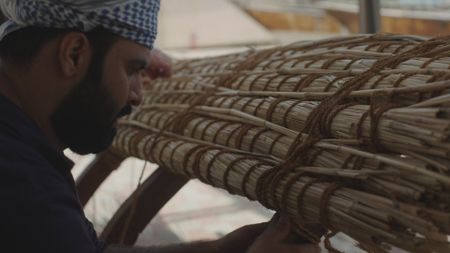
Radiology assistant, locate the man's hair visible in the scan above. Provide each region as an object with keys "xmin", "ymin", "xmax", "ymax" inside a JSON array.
[{"xmin": 0, "ymin": 26, "xmax": 119, "ymax": 66}]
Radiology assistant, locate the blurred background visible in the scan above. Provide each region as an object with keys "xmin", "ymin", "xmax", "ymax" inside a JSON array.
[{"xmin": 65, "ymin": 1, "xmax": 450, "ymax": 252}]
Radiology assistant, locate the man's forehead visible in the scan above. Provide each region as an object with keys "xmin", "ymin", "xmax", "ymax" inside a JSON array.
[{"xmin": 114, "ymin": 38, "xmax": 151, "ymax": 61}]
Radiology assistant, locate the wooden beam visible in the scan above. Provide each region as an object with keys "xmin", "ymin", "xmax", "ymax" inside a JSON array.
[
  {"xmin": 76, "ymin": 150, "xmax": 124, "ymax": 206},
  {"xmin": 100, "ymin": 167, "xmax": 189, "ymax": 245}
]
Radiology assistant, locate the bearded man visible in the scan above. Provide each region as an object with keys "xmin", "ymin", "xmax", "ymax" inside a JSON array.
[{"xmin": 0, "ymin": 1, "xmax": 319, "ymax": 253}]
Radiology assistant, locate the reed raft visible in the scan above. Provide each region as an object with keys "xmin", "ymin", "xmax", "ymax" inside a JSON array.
[{"xmin": 112, "ymin": 34, "xmax": 450, "ymax": 253}]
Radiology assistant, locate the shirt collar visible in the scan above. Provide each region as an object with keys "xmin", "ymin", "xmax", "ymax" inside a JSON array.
[{"xmin": 0, "ymin": 93, "xmax": 74, "ymax": 173}]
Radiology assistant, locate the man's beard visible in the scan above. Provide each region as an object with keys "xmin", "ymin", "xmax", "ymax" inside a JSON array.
[{"xmin": 51, "ymin": 63, "xmax": 131, "ymax": 155}]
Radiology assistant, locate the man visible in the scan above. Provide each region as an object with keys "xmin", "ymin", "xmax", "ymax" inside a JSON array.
[{"xmin": 0, "ymin": 1, "xmax": 320, "ymax": 252}]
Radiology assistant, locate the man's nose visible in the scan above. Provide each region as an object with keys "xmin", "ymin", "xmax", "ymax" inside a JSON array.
[{"xmin": 128, "ymin": 77, "xmax": 144, "ymax": 106}]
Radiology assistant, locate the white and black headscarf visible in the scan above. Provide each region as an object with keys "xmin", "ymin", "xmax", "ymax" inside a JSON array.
[{"xmin": 0, "ymin": 0, "xmax": 160, "ymax": 49}]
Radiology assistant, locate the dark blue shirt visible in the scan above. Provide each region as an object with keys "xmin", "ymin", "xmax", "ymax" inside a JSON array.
[{"xmin": 0, "ymin": 94, "xmax": 105, "ymax": 253}]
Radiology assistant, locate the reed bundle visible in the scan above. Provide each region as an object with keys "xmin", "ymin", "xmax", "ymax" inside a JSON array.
[{"xmin": 112, "ymin": 34, "xmax": 450, "ymax": 252}]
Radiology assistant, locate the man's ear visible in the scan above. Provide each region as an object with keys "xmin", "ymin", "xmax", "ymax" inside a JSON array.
[{"xmin": 58, "ymin": 32, "xmax": 91, "ymax": 77}]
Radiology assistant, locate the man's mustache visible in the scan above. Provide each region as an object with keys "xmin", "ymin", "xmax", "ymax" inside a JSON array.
[{"xmin": 116, "ymin": 104, "xmax": 132, "ymax": 119}]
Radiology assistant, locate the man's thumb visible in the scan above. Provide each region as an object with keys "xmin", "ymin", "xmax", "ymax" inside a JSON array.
[{"xmin": 259, "ymin": 215, "xmax": 291, "ymax": 242}]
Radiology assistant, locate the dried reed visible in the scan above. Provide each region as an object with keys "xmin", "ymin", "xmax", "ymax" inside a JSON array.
[{"xmin": 113, "ymin": 34, "xmax": 450, "ymax": 253}]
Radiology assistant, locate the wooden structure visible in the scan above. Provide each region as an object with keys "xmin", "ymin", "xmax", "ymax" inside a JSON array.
[
  {"xmin": 76, "ymin": 150, "xmax": 188, "ymax": 245},
  {"xmin": 323, "ymin": 2, "xmax": 450, "ymax": 36},
  {"xmin": 241, "ymin": 1, "xmax": 450, "ymax": 36}
]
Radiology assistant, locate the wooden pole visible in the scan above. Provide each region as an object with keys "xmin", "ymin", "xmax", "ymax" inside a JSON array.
[{"xmin": 359, "ymin": 0, "xmax": 381, "ymax": 33}]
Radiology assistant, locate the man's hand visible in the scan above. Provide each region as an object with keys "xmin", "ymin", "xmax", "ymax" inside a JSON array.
[
  {"xmin": 146, "ymin": 48, "xmax": 172, "ymax": 79},
  {"xmin": 214, "ymin": 215, "xmax": 321, "ymax": 253},
  {"xmin": 105, "ymin": 215, "xmax": 321, "ymax": 253}
]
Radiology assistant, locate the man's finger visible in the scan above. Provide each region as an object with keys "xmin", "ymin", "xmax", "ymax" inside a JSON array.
[
  {"xmin": 147, "ymin": 49, "xmax": 172, "ymax": 79},
  {"xmin": 281, "ymin": 244, "xmax": 321, "ymax": 253},
  {"xmin": 240, "ymin": 222, "xmax": 268, "ymax": 237},
  {"xmin": 226, "ymin": 222, "xmax": 268, "ymax": 241},
  {"xmin": 258, "ymin": 215, "xmax": 291, "ymax": 242}
]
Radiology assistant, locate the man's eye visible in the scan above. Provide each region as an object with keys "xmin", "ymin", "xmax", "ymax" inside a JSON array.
[{"xmin": 127, "ymin": 67, "xmax": 142, "ymax": 76}]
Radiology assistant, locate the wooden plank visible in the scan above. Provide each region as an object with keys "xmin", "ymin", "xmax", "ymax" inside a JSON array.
[{"xmin": 100, "ymin": 168, "xmax": 189, "ymax": 245}]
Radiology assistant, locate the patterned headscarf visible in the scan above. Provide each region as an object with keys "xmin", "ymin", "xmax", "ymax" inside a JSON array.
[{"xmin": 0, "ymin": 0, "xmax": 160, "ymax": 49}]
